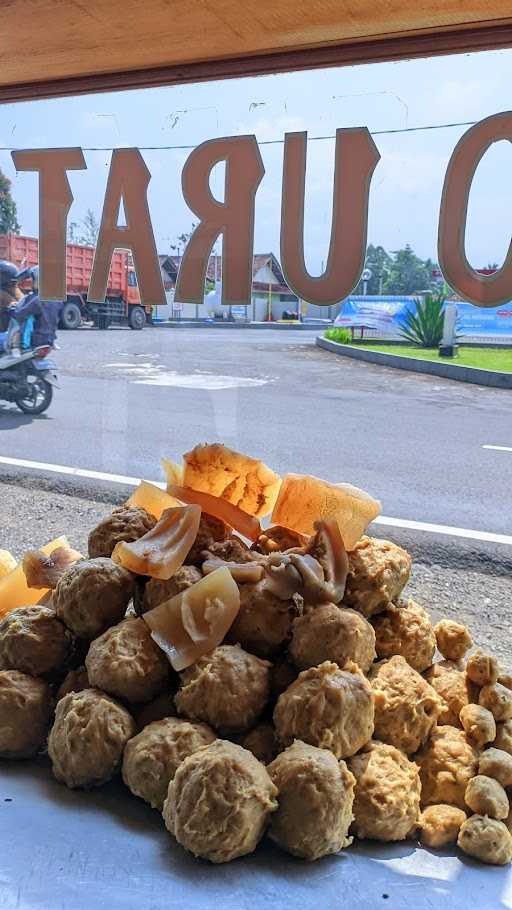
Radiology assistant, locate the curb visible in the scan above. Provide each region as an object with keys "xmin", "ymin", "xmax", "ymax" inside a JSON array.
[
  {"xmin": 316, "ymin": 337, "xmax": 512, "ymax": 389},
  {"xmin": 151, "ymin": 320, "xmax": 324, "ymax": 331}
]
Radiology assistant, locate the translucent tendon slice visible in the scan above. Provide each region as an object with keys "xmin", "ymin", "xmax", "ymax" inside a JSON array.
[
  {"xmin": 167, "ymin": 483, "xmax": 261, "ymax": 542},
  {"xmin": 143, "ymin": 567, "xmax": 240, "ymax": 671},
  {"xmin": 202, "ymin": 558, "xmax": 264, "ymax": 584},
  {"xmin": 112, "ymin": 505, "xmax": 201, "ymax": 580},
  {"xmin": 161, "ymin": 458, "xmax": 184, "ymax": 487},
  {"xmin": 125, "ymin": 481, "xmax": 180, "ymax": 520},
  {"xmin": 22, "ymin": 545, "xmax": 83, "ymax": 589},
  {"xmin": 0, "ymin": 535, "xmax": 72, "ymax": 617},
  {"xmin": 0, "ymin": 550, "xmax": 17, "ymax": 579}
]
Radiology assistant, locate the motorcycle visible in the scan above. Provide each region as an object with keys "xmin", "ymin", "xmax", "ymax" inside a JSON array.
[{"xmin": 0, "ymin": 317, "xmax": 58, "ymax": 415}]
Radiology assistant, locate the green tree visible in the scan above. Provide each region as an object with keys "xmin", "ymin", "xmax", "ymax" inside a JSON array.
[
  {"xmin": 0, "ymin": 168, "xmax": 20, "ymax": 234},
  {"xmin": 67, "ymin": 209, "xmax": 100, "ymax": 246},
  {"xmin": 360, "ymin": 244, "xmax": 392, "ymax": 294},
  {"xmin": 384, "ymin": 244, "xmax": 433, "ymax": 295}
]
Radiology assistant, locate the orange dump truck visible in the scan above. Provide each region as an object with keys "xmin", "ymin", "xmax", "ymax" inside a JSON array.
[{"xmin": 0, "ymin": 233, "xmax": 152, "ymax": 329}]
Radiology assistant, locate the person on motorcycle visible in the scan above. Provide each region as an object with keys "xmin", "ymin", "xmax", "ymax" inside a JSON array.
[
  {"xmin": 14, "ymin": 266, "xmax": 63, "ymax": 350},
  {"xmin": 0, "ymin": 260, "xmax": 23, "ymax": 352}
]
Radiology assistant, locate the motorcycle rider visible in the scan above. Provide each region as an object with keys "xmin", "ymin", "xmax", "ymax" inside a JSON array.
[
  {"xmin": 0, "ymin": 260, "xmax": 22, "ymax": 349},
  {"xmin": 14, "ymin": 266, "xmax": 63, "ymax": 349}
]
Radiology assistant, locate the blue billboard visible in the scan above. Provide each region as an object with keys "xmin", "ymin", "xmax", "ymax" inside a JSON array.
[{"xmin": 335, "ymin": 296, "xmax": 512, "ymax": 337}]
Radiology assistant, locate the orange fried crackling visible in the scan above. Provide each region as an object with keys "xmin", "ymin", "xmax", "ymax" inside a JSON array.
[
  {"xmin": 112, "ymin": 505, "xmax": 201, "ymax": 580},
  {"xmin": 143, "ymin": 566, "xmax": 240, "ymax": 671},
  {"xmin": 272, "ymin": 474, "xmax": 381, "ymax": 550},
  {"xmin": 22, "ymin": 546, "xmax": 83, "ymax": 589},
  {"xmin": 167, "ymin": 483, "xmax": 261, "ymax": 542},
  {"xmin": 0, "ymin": 550, "xmax": 17, "ymax": 579},
  {"xmin": 125, "ymin": 481, "xmax": 180, "ymax": 520},
  {"xmin": 161, "ymin": 458, "xmax": 184, "ymax": 487},
  {"xmin": 182, "ymin": 443, "xmax": 281, "ymax": 518},
  {"xmin": 0, "ymin": 536, "xmax": 73, "ymax": 617}
]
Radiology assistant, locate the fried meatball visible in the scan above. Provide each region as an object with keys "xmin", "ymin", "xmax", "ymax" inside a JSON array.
[
  {"xmin": 425, "ymin": 660, "xmax": 477, "ymax": 727},
  {"xmin": 56, "ymin": 667, "xmax": 90, "ymax": 701},
  {"xmin": 48, "ymin": 688, "xmax": 135, "ymax": 788},
  {"xmin": 0, "ymin": 605, "xmax": 71, "ymax": 676},
  {"xmin": 88, "ymin": 505, "xmax": 156, "ymax": 558},
  {"xmin": 434, "ymin": 620, "xmax": 472, "ymax": 662},
  {"xmin": 343, "ymin": 537, "xmax": 411, "ymax": 618},
  {"xmin": 163, "ymin": 740, "xmax": 277, "ymax": 863},
  {"xmin": 122, "ymin": 716, "xmax": 216, "ymax": 810},
  {"xmin": 140, "ymin": 565, "xmax": 202, "ymax": 614},
  {"xmin": 289, "ymin": 604, "xmax": 375, "ymax": 674},
  {"xmin": 0, "ymin": 670, "xmax": 52, "ymax": 758},
  {"xmin": 466, "ymin": 649, "xmax": 499, "ymax": 687},
  {"xmin": 241, "ymin": 723, "xmax": 279, "ymax": 765},
  {"xmin": 135, "ymin": 690, "xmax": 177, "ymax": 728},
  {"xmin": 419, "ymin": 805, "xmax": 467, "ymax": 848},
  {"xmin": 459, "ymin": 704, "xmax": 496, "ymax": 747},
  {"xmin": 372, "ymin": 599, "xmax": 435, "ymax": 673},
  {"xmin": 268, "ymin": 741, "xmax": 355, "ymax": 860},
  {"xmin": 479, "ymin": 682, "xmax": 512, "ymax": 721},
  {"xmin": 349, "ymin": 741, "xmax": 420, "ymax": 842},
  {"xmin": 495, "ymin": 720, "xmax": 512, "ymax": 755},
  {"xmin": 416, "ymin": 725, "xmax": 479, "ymax": 810},
  {"xmin": 458, "ymin": 815, "xmax": 512, "ymax": 865},
  {"xmin": 274, "ymin": 661, "xmax": 374, "ymax": 759},
  {"xmin": 54, "ymin": 558, "xmax": 135, "ymax": 640},
  {"xmin": 186, "ymin": 514, "xmax": 230, "ymax": 565},
  {"xmin": 175, "ymin": 645, "xmax": 270, "ymax": 733},
  {"xmin": 370, "ymin": 656, "xmax": 440, "ymax": 754},
  {"xmin": 227, "ymin": 581, "xmax": 296, "ymax": 658},
  {"xmin": 479, "ymin": 747, "xmax": 512, "ymax": 787},
  {"xmin": 86, "ymin": 617, "xmax": 169, "ymax": 704},
  {"xmin": 465, "ymin": 775, "xmax": 509, "ymax": 819}
]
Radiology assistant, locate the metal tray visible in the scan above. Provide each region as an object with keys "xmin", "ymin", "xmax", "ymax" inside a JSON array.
[{"xmin": 1, "ymin": 757, "xmax": 511, "ymax": 910}]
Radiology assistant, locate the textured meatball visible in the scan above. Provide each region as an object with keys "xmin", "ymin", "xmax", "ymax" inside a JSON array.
[
  {"xmin": 466, "ymin": 649, "xmax": 499, "ymax": 687},
  {"xmin": 0, "ymin": 605, "xmax": 71, "ymax": 676},
  {"xmin": 135, "ymin": 690, "xmax": 177, "ymax": 728},
  {"xmin": 434, "ymin": 620, "xmax": 472, "ymax": 662},
  {"xmin": 459, "ymin": 704, "xmax": 496, "ymax": 747},
  {"xmin": 268, "ymin": 741, "xmax": 355, "ymax": 860},
  {"xmin": 274, "ymin": 661, "xmax": 374, "ymax": 759},
  {"xmin": 228, "ymin": 581, "xmax": 296, "ymax": 658},
  {"xmin": 289, "ymin": 604, "xmax": 375, "ymax": 674},
  {"xmin": 370, "ymin": 656, "xmax": 440, "ymax": 754},
  {"xmin": 86, "ymin": 617, "xmax": 169, "ymax": 704},
  {"xmin": 122, "ymin": 716, "xmax": 216, "ymax": 810},
  {"xmin": 241, "ymin": 723, "xmax": 279, "ymax": 765},
  {"xmin": 495, "ymin": 720, "xmax": 512, "ymax": 755},
  {"xmin": 56, "ymin": 667, "xmax": 90, "ymax": 701},
  {"xmin": 499, "ymin": 672, "xmax": 512, "ymax": 690},
  {"xmin": 372, "ymin": 599, "xmax": 435, "ymax": 673},
  {"xmin": 419, "ymin": 805, "xmax": 467, "ymax": 848},
  {"xmin": 54, "ymin": 558, "xmax": 135, "ymax": 640},
  {"xmin": 479, "ymin": 682, "xmax": 512, "ymax": 721},
  {"xmin": 48, "ymin": 688, "xmax": 135, "ymax": 788},
  {"xmin": 141, "ymin": 565, "xmax": 202, "ymax": 614},
  {"xmin": 163, "ymin": 740, "xmax": 277, "ymax": 863},
  {"xmin": 479, "ymin": 747, "xmax": 512, "ymax": 787},
  {"xmin": 186, "ymin": 514, "xmax": 231, "ymax": 565},
  {"xmin": 175, "ymin": 645, "xmax": 270, "ymax": 733},
  {"xmin": 425, "ymin": 660, "xmax": 477, "ymax": 727},
  {"xmin": 465, "ymin": 775, "xmax": 509, "ymax": 819},
  {"xmin": 343, "ymin": 537, "xmax": 411, "ymax": 618},
  {"xmin": 88, "ymin": 505, "xmax": 156, "ymax": 558},
  {"xmin": 0, "ymin": 670, "xmax": 52, "ymax": 758},
  {"xmin": 458, "ymin": 815, "xmax": 512, "ymax": 865},
  {"xmin": 416, "ymin": 725, "xmax": 479, "ymax": 810},
  {"xmin": 349, "ymin": 741, "xmax": 420, "ymax": 842}
]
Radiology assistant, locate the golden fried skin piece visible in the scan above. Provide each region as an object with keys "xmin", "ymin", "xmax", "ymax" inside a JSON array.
[
  {"xmin": 56, "ymin": 667, "xmax": 90, "ymax": 701},
  {"xmin": 434, "ymin": 620, "xmax": 472, "ymax": 662},
  {"xmin": 163, "ymin": 740, "xmax": 278, "ymax": 863},
  {"xmin": 54, "ymin": 558, "xmax": 135, "ymax": 640},
  {"xmin": 241, "ymin": 723, "xmax": 279, "ymax": 765},
  {"xmin": 466, "ymin": 649, "xmax": 499, "ymax": 687},
  {"xmin": 268, "ymin": 741, "xmax": 355, "ymax": 860},
  {"xmin": 186, "ymin": 514, "xmax": 231, "ymax": 566},
  {"xmin": 495, "ymin": 720, "xmax": 512, "ymax": 755},
  {"xmin": 425, "ymin": 660, "xmax": 477, "ymax": 727},
  {"xmin": 135, "ymin": 690, "xmax": 177, "ymax": 728},
  {"xmin": 343, "ymin": 537, "xmax": 411, "ymax": 618},
  {"xmin": 370, "ymin": 656, "xmax": 440, "ymax": 754},
  {"xmin": 349, "ymin": 741, "xmax": 420, "ymax": 842},
  {"xmin": 140, "ymin": 566, "xmax": 202, "ymax": 614},
  {"xmin": 289, "ymin": 604, "xmax": 376, "ymax": 674},
  {"xmin": 459, "ymin": 704, "xmax": 496, "ymax": 747},
  {"xmin": 88, "ymin": 505, "xmax": 156, "ymax": 558},
  {"xmin": 372, "ymin": 599, "xmax": 435, "ymax": 673},
  {"xmin": 86, "ymin": 617, "xmax": 169, "ymax": 704},
  {"xmin": 419, "ymin": 805, "xmax": 467, "ymax": 848},
  {"xmin": 0, "ymin": 670, "xmax": 52, "ymax": 758},
  {"xmin": 0, "ymin": 605, "xmax": 71, "ymax": 676},
  {"xmin": 416, "ymin": 725, "xmax": 479, "ymax": 810},
  {"xmin": 274, "ymin": 661, "xmax": 374, "ymax": 759},
  {"xmin": 465, "ymin": 775, "xmax": 509, "ymax": 819},
  {"xmin": 227, "ymin": 582, "xmax": 297, "ymax": 658},
  {"xmin": 479, "ymin": 747, "xmax": 512, "ymax": 787},
  {"xmin": 479, "ymin": 682, "xmax": 512, "ymax": 722},
  {"xmin": 48, "ymin": 688, "xmax": 135, "ymax": 788},
  {"xmin": 175, "ymin": 645, "xmax": 270, "ymax": 733},
  {"xmin": 122, "ymin": 716, "xmax": 216, "ymax": 810},
  {"xmin": 458, "ymin": 815, "xmax": 512, "ymax": 865}
]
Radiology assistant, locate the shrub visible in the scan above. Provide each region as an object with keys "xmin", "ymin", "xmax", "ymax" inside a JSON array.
[
  {"xmin": 399, "ymin": 293, "xmax": 446, "ymax": 347},
  {"xmin": 325, "ymin": 327, "xmax": 352, "ymax": 344}
]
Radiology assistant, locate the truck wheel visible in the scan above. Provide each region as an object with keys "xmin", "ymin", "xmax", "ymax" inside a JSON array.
[
  {"xmin": 60, "ymin": 301, "xmax": 82, "ymax": 330},
  {"xmin": 129, "ymin": 306, "xmax": 146, "ymax": 330}
]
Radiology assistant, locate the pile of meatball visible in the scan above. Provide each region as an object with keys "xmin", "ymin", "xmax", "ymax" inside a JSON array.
[{"xmin": 1, "ymin": 503, "xmax": 512, "ymax": 867}]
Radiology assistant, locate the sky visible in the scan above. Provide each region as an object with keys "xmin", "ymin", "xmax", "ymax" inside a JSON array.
[{"xmin": 1, "ymin": 47, "xmax": 512, "ymax": 272}]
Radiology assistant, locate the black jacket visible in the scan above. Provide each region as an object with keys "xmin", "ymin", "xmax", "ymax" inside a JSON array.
[{"xmin": 15, "ymin": 293, "xmax": 62, "ymax": 347}]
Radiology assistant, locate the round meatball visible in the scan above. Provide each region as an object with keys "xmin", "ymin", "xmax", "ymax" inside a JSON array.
[
  {"xmin": 135, "ymin": 690, "xmax": 177, "ymax": 728},
  {"xmin": 122, "ymin": 716, "xmax": 216, "ymax": 810},
  {"xmin": 163, "ymin": 740, "xmax": 277, "ymax": 863},
  {"xmin": 0, "ymin": 605, "xmax": 71, "ymax": 676},
  {"xmin": 186, "ymin": 514, "xmax": 230, "ymax": 565},
  {"xmin": 175, "ymin": 645, "xmax": 270, "ymax": 733},
  {"xmin": 425, "ymin": 660, "xmax": 477, "ymax": 727},
  {"xmin": 0, "ymin": 669, "xmax": 52, "ymax": 758},
  {"xmin": 479, "ymin": 748, "xmax": 512, "ymax": 787},
  {"xmin": 479, "ymin": 682, "xmax": 512, "ymax": 722},
  {"xmin": 465, "ymin": 775, "xmax": 509, "ymax": 820},
  {"xmin": 228, "ymin": 582, "xmax": 296, "ymax": 658},
  {"xmin": 56, "ymin": 667, "xmax": 90, "ymax": 701},
  {"xmin": 241, "ymin": 723, "xmax": 279, "ymax": 765},
  {"xmin": 495, "ymin": 720, "xmax": 512, "ymax": 755},
  {"xmin": 349, "ymin": 741, "xmax": 420, "ymax": 842},
  {"xmin": 86, "ymin": 617, "xmax": 169, "ymax": 704},
  {"xmin": 48, "ymin": 688, "xmax": 135, "ymax": 788},
  {"xmin": 140, "ymin": 565, "xmax": 202, "ymax": 614},
  {"xmin": 434, "ymin": 620, "xmax": 472, "ymax": 662},
  {"xmin": 419, "ymin": 805, "xmax": 467, "ymax": 848},
  {"xmin": 372, "ymin": 599, "xmax": 435, "ymax": 673},
  {"xmin": 289, "ymin": 604, "xmax": 375, "ymax": 674},
  {"xmin": 416, "ymin": 725, "xmax": 479, "ymax": 810},
  {"xmin": 458, "ymin": 815, "xmax": 512, "ymax": 865},
  {"xmin": 370, "ymin": 655, "xmax": 440, "ymax": 754},
  {"xmin": 274, "ymin": 661, "xmax": 374, "ymax": 759},
  {"xmin": 466, "ymin": 649, "xmax": 499, "ymax": 687},
  {"xmin": 459, "ymin": 704, "xmax": 496, "ymax": 747},
  {"xmin": 88, "ymin": 505, "xmax": 156, "ymax": 558},
  {"xmin": 343, "ymin": 537, "xmax": 411, "ymax": 618},
  {"xmin": 268, "ymin": 741, "xmax": 355, "ymax": 860},
  {"xmin": 54, "ymin": 558, "xmax": 135, "ymax": 640}
]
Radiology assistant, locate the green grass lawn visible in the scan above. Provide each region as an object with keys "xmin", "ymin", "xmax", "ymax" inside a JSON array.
[{"xmin": 354, "ymin": 344, "xmax": 512, "ymax": 373}]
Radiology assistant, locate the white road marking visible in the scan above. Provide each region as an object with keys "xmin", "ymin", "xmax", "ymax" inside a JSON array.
[
  {"xmin": 483, "ymin": 444, "xmax": 512, "ymax": 453},
  {"xmin": 1, "ymin": 454, "xmax": 511, "ymax": 546}
]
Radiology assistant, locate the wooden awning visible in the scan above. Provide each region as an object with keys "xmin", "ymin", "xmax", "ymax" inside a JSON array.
[{"xmin": 1, "ymin": 1, "xmax": 512, "ymax": 102}]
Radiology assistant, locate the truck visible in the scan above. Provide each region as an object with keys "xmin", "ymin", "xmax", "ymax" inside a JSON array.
[{"xmin": 0, "ymin": 233, "xmax": 152, "ymax": 330}]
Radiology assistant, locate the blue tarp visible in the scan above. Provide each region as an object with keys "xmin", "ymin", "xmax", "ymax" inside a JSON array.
[{"xmin": 335, "ymin": 296, "xmax": 512, "ymax": 337}]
